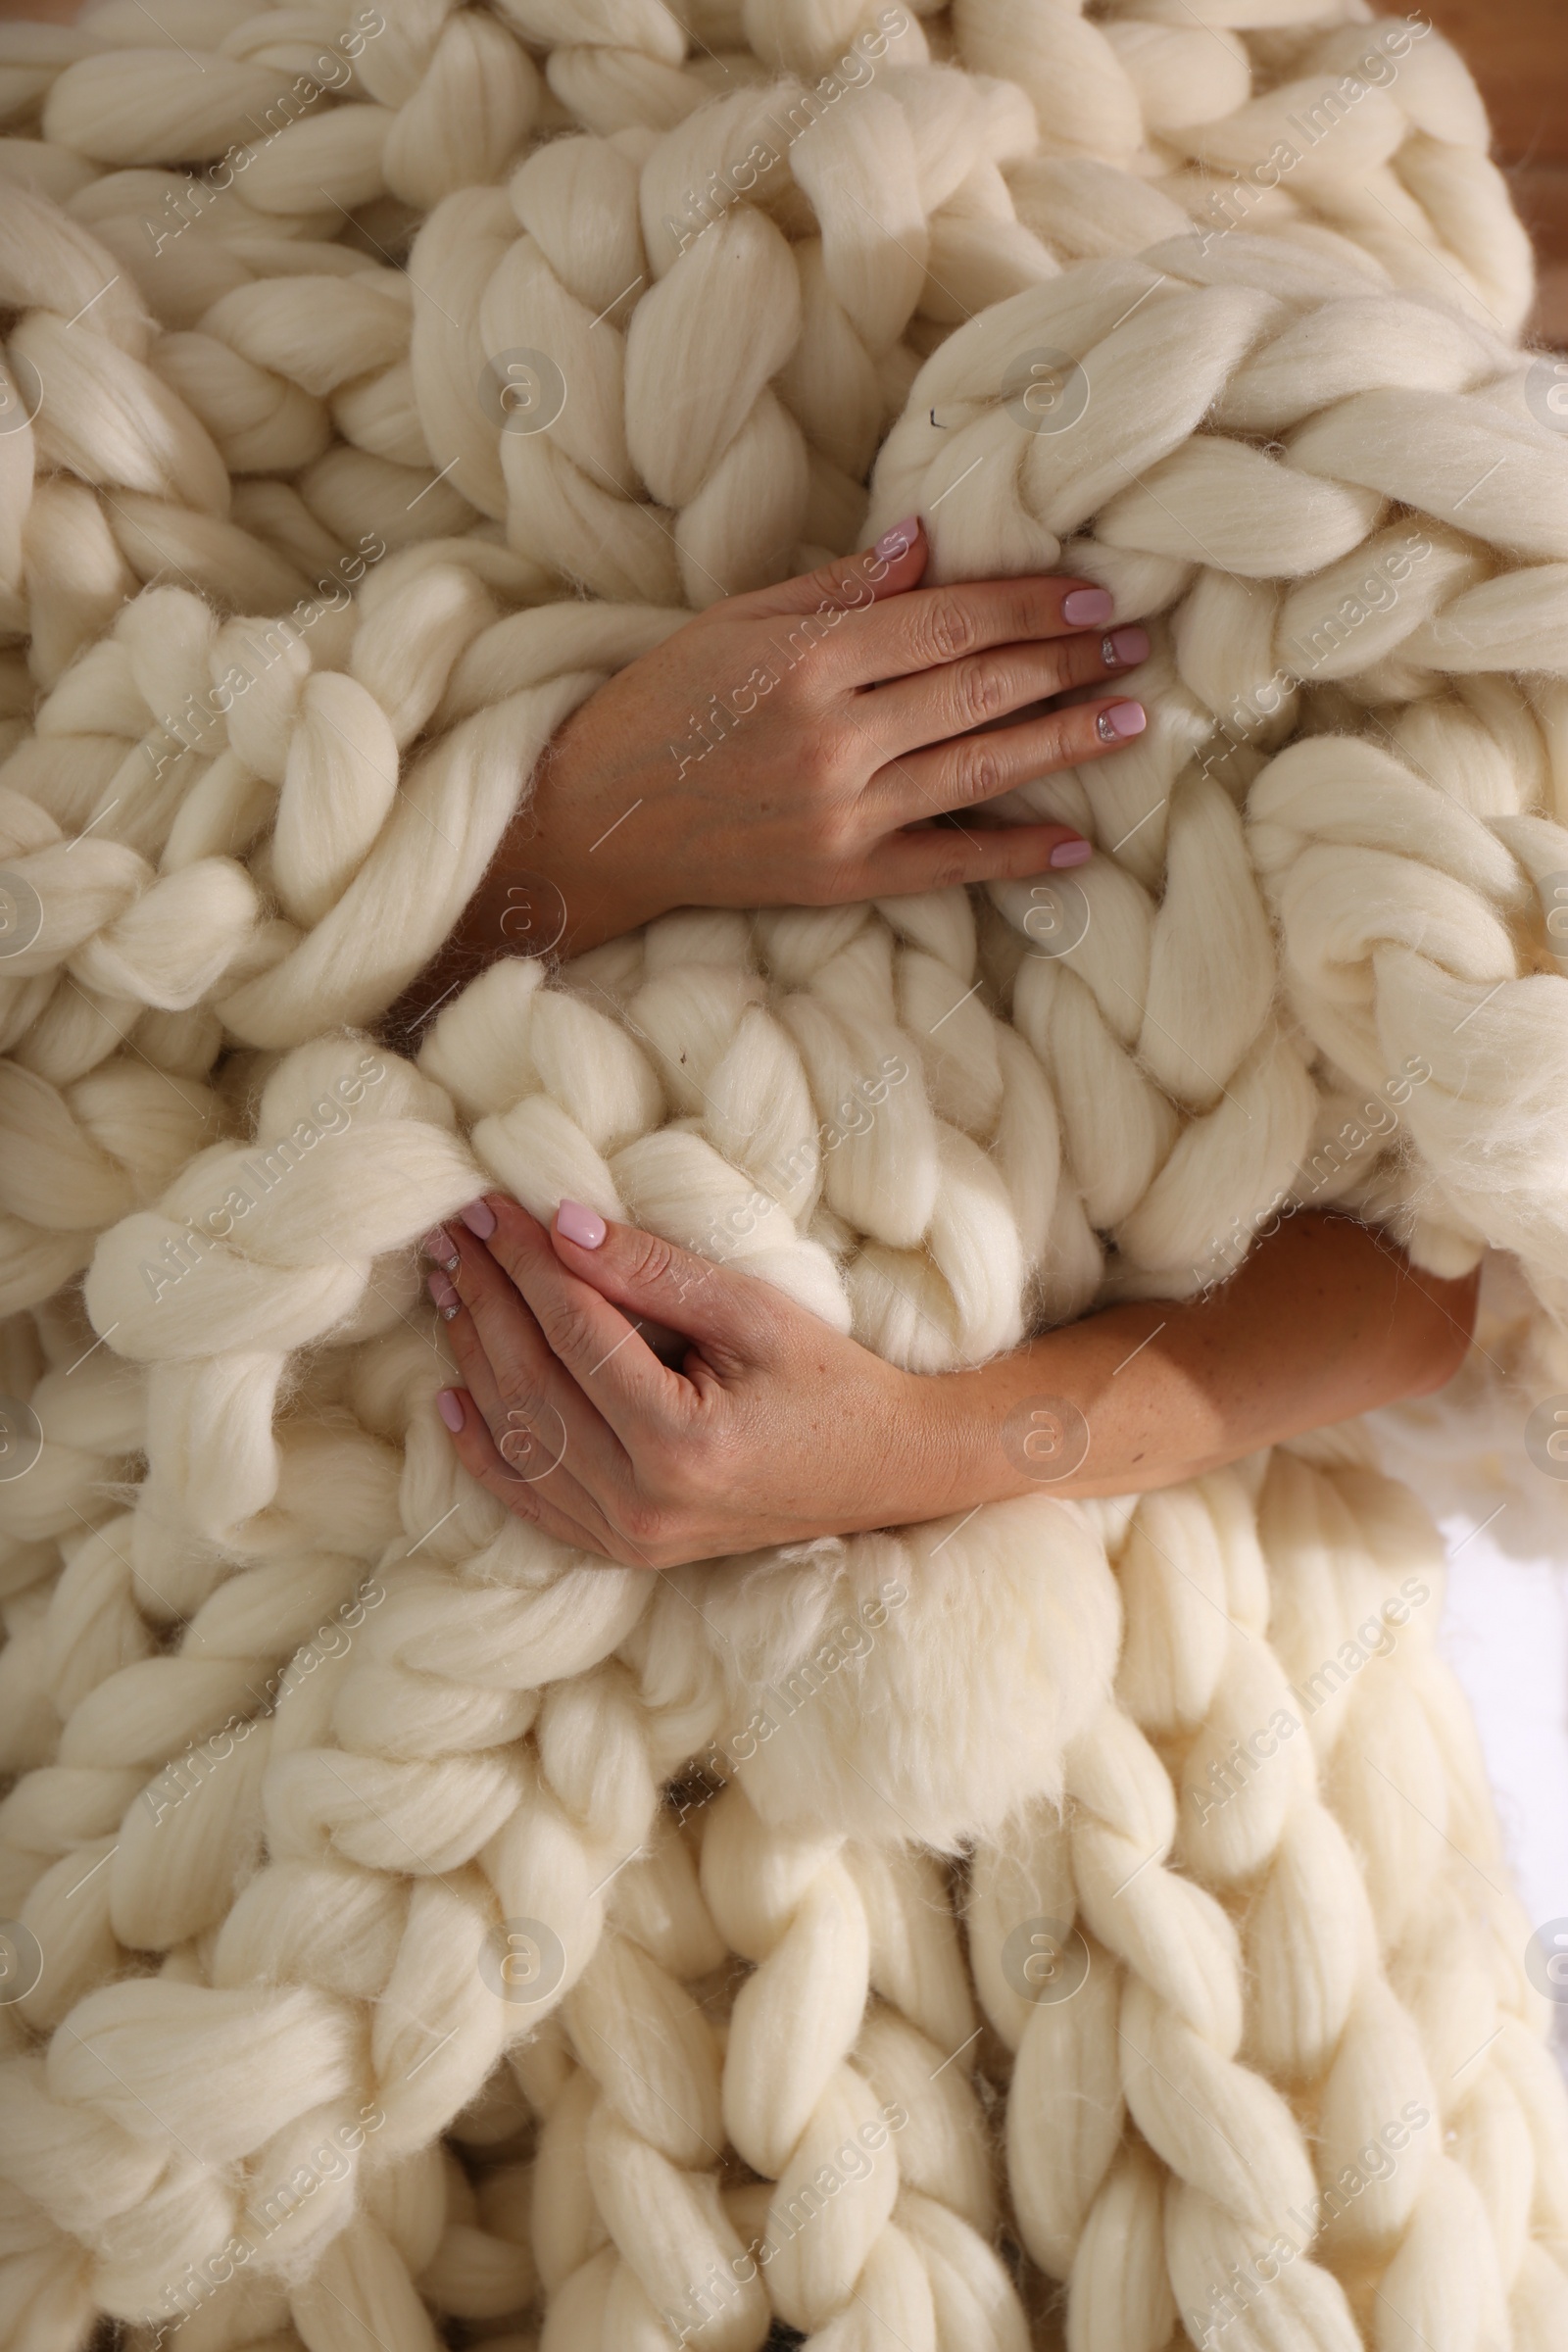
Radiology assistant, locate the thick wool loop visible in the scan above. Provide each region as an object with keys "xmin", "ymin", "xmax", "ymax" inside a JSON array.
[{"xmin": 3, "ymin": 3, "xmax": 1568, "ymax": 2347}]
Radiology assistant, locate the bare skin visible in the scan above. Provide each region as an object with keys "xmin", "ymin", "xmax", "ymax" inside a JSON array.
[
  {"xmin": 393, "ymin": 516, "xmax": 1151, "ymax": 1027},
  {"xmin": 420, "ymin": 1200, "xmax": 1479, "ymax": 1570}
]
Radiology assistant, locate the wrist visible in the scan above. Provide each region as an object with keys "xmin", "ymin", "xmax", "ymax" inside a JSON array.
[
  {"xmin": 522, "ymin": 707, "xmax": 674, "ymax": 956},
  {"xmin": 875, "ymin": 1354, "xmax": 1023, "ymax": 1527},
  {"xmin": 544, "ymin": 850, "xmax": 667, "ymax": 959},
  {"xmin": 906, "ymin": 1337, "xmax": 1096, "ymax": 1520},
  {"xmin": 465, "ymin": 808, "xmax": 668, "ymax": 966}
]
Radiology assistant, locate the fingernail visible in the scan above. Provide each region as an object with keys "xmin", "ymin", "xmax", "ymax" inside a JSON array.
[
  {"xmin": 1050, "ymin": 838, "xmax": 1094, "ymax": 868},
  {"xmin": 420, "ymin": 1226, "xmax": 460, "ymax": 1270},
  {"xmin": 556, "ymin": 1200, "xmax": 607, "ymax": 1250},
  {"xmin": 873, "ymin": 513, "xmax": 920, "ymax": 562},
  {"xmin": 1063, "ymin": 587, "xmax": 1114, "ymax": 626},
  {"xmin": 1104, "ymin": 626, "xmax": 1149, "ymax": 668},
  {"xmin": 436, "ymin": 1389, "xmax": 465, "ymax": 1434},
  {"xmin": 427, "ymin": 1272, "xmax": 458, "ymax": 1313},
  {"xmin": 1098, "ymin": 701, "xmax": 1147, "ymax": 742},
  {"xmin": 460, "ymin": 1199, "xmax": 497, "ymax": 1240}
]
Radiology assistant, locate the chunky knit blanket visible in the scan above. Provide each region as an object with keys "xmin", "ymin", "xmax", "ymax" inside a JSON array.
[{"xmin": 3, "ymin": 4, "xmax": 1568, "ymax": 2349}]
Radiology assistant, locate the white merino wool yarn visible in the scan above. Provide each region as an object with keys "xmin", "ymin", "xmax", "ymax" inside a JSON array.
[{"xmin": 4, "ymin": 2, "xmax": 1568, "ymax": 2350}]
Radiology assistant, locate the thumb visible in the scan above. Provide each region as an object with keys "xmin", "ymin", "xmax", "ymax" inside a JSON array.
[
  {"xmin": 550, "ymin": 1201, "xmax": 778, "ymax": 1367},
  {"xmin": 741, "ymin": 512, "xmax": 926, "ymax": 621}
]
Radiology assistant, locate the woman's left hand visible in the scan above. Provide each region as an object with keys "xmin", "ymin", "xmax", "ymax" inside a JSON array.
[{"xmin": 421, "ymin": 1194, "xmax": 946, "ymax": 1568}]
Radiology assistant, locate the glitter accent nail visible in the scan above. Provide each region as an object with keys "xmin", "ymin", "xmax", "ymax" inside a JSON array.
[{"xmin": 1103, "ymin": 626, "xmax": 1150, "ymax": 669}]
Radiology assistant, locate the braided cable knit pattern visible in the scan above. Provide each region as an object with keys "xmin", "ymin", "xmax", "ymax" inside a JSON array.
[
  {"xmin": 1, "ymin": 4, "xmax": 1567, "ymax": 2349},
  {"xmin": 0, "ymin": 0, "xmax": 1534, "ymax": 663}
]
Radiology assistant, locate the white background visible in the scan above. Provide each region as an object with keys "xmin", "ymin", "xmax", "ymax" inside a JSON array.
[{"xmin": 1443, "ymin": 1517, "xmax": 1568, "ymax": 2070}]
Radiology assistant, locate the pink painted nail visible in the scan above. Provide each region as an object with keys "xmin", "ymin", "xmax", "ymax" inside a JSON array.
[
  {"xmin": 1050, "ymin": 838, "xmax": 1094, "ymax": 868},
  {"xmin": 1098, "ymin": 701, "xmax": 1147, "ymax": 742},
  {"xmin": 427, "ymin": 1272, "xmax": 458, "ymax": 1313},
  {"xmin": 420, "ymin": 1226, "xmax": 460, "ymax": 1270},
  {"xmin": 873, "ymin": 513, "xmax": 920, "ymax": 561},
  {"xmin": 1063, "ymin": 587, "xmax": 1114, "ymax": 626},
  {"xmin": 460, "ymin": 1199, "xmax": 497, "ymax": 1240},
  {"xmin": 556, "ymin": 1200, "xmax": 606, "ymax": 1250},
  {"xmin": 1104, "ymin": 626, "xmax": 1149, "ymax": 668},
  {"xmin": 436, "ymin": 1389, "xmax": 465, "ymax": 1433}
]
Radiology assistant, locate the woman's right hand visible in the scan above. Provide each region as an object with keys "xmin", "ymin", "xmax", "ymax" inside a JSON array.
[{"xmin": 441, "ymin": 513, "xmax": 1152, "ymax": 969}]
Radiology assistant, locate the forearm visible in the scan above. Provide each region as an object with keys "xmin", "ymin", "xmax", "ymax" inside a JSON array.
[{"xmin": 909, "ymin": 1213, "xmax": 1480, "ymax": 1512}]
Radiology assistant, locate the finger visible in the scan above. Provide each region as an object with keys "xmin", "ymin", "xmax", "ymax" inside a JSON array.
[
  {"xmin": 861, "ymin": 693, "xmax": 1148, "ymax": 828},
  {"xmin": 435, "ymin": 1279, "xmax": 642, "ymax": 1544},
  {"xmin": 543, "ymin": 1199, "xmax": 791, "ymax": 1392},
  {"xmin": 857, "ymin": 818, "xmax": 1100, "ymax": 898},
  {"xmin": 436, "ymin": 1226, "xmax": 630, "ymax": 1492},
  {"xmin": 738, "ymin": 512, "xmax": 927, "ymax": 623},
  {"xmin": 464, "ymin": 1196, "xmax": 701, "ymax": 1452},
  {"xmin": 434, "ymin": 1384, "xmax": 622, "ymax": 1561},
  {"xmin": 829, "ymin": 572, "xmax": 1123, "ymax": 693},
  {"xmin": 856, "ymin": 624, "xmax": 1150, "ymax": 762},
  {"xmin": 436, "ymin": 1280, "xmax": 573, "ymax": 1494}
]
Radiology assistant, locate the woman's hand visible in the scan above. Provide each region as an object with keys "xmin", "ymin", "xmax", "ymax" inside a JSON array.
[
  {"xmin": 421, "ymin": 1198, "xmax": 1480, "ymax": 1570},
  {"xmin": 420, "ymin": 1194, "xmax": 944, "ymax": 1568},
  {"xmin": 441, "ymin": 515, "xmax": 1151, "ymax": 968}
]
